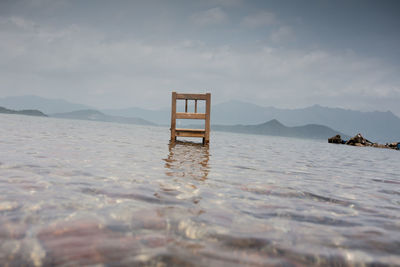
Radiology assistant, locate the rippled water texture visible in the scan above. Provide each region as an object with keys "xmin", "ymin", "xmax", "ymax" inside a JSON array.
[{"xmin": 1, "ymin": 114, "xmax": 399, "ymax": 266}]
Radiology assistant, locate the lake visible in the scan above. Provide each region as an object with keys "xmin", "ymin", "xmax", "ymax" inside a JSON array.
[{"xmin": 0, "ymin": 114, "xmax": 399, "ymax": 266}]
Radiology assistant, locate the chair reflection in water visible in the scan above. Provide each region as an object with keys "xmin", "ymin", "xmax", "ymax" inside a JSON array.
[
  {"xmin": 170, "ymin": 92, "xmax": 211, "ymax": 145},
  {"xmin": 164, "ymin": 142, "xmax": 210, "ymax": 181}
]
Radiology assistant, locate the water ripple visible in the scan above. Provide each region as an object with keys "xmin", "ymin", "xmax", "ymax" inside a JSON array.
[{"xmin": 1, "ymin": 114, "xmax": 399, "ymax": 266}]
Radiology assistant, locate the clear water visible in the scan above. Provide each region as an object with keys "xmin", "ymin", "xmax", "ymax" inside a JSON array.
[{"xmin": 0, "ymin": 114, "xmax": 399, "ymax": 266}]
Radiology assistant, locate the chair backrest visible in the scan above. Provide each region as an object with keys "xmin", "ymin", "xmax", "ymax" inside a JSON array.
[{"xmin": 170, "ymin": 92, "xmax": 211, "ymax": 144}]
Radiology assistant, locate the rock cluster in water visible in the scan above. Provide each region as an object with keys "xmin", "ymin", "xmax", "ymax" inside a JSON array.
[{"xmin": 328, "ymin": 133, "xmax": 399, "ymax": 150}]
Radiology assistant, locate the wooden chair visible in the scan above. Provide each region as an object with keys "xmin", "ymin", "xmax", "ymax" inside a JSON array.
[{"xmin": 170, "ymin": 92, "xmax": 211, "ymax": 145}]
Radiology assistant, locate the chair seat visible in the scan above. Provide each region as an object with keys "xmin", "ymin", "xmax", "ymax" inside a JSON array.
[{"xmin": 175, "ymin": 128, "xmax": 205, "ymax": 138}]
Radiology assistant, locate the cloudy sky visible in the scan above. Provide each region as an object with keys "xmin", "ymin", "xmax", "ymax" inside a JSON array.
[{"xmin": 1, "ymin": 0, "xmax": 399, "ymax": 115}]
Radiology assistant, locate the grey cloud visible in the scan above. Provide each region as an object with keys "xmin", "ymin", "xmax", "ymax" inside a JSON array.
[
  {"xmin": 241, "ymin": 11, "xmax": 277, "ymax": 28},
  {"xmin": 270, "ymin": 26, "xmax": 294, "ymax": 43},
  {"xmin": 191, "ymin": 7, "xmax": 228, "ymax": 26},
  {"xmin": 208, "ymin": 0, "xmax": 243, "ymax": 7},
  {"xmin": 1, "ymin": 13, "xmax": 399, "ymax": 115},
  {"xmin": 0, "ymin": 1, "xmax": 399, "ymax": 116}
]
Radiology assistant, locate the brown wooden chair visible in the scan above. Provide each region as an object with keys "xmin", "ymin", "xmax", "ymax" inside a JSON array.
[{"xmin": 170, "ymin": 92, "xmax": 211, "ymax": 145}]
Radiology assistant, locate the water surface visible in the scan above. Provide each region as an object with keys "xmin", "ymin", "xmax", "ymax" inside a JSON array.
[{"xmin": 0, "ymin": 114, "xmax": 399, "ymax": 266}]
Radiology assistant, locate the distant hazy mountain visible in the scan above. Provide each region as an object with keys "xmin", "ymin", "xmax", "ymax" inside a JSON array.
[
  {"xmin": 3, "ymin": 95, "xmax": 399, "ymax": 142},
  {"xmin": 102, "ymin": 107, "xmax": 170, "ymax": 125},
  {"xmin": 105, "ymin": 100, "xmax": 400, "ymax": 142},
  {"xmin": 212, "ymin": 100, "xmax": 272, "ymax": 125},
  {"xmin": 211, "ymin": 101, "xmax": 400, "ymax": 142},
  {"xmin": 213, "ymin": 119, "xmax": 348, "ymax": 140},
  {"xmin": 0, "ymin": 95, "xmax": 92, "ymax": 114},
  {"xmin": 0, "ymin": 106, "xmax": 47, "ymax": 117},
  {"xmin": 51, "ymin": 109, "xmax": 156, "ymax": 126},
  {"xmin": 272, "ymin": 104, "xmax": 400, "ymax": 143}
]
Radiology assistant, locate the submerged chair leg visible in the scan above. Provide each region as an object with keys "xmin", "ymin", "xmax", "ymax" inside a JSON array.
[{"xmin": 170, "ymin": 92, "xmax": 177, "ymax": 143}]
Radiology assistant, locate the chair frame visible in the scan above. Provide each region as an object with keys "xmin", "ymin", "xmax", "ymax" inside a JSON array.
[{"xmin": 170, "ymin": 92, "xmax": 211, "ymax": 145}]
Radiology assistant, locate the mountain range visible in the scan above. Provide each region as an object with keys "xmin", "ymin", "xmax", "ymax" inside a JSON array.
[
  {"xmin": 212, "ymin": 101, "xmax": 400, "ymax": 143},
  {"xmin": 213, "ymin": 119, "xmax": 349, "ymax": 140},
  {"xmin": 105, "ymin": 101, "xmax": 400, "ymax": 142},
  {"xmin": 51, "ymin": 110, "xmax": 155, "ymax": 126},
  {"xmin": 0, "ymin": 106, "xmax": 47, "ymax": 117},
  {"xmin": 0, "ymin": 95, "xmax": 91, "ymax": 114},
  {"xmin": 1, "ymin": 95, "xmax": 399, "ymax": 142}
]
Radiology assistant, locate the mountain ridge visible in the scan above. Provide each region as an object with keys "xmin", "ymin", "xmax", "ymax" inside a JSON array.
[
  {"xmin": 51, "ymin": 109, "xmax": 156, "ymax": 126},
  {"xmin": 2, "ymin": 95, "xmax": 399, "ymax": 142},
  {"xmin": 0, "ymin": 106, "xmax": 47, "ymax": 117},
  {"xmin": 0, "ymin": 95, "xmax": 92, "ymax": 114},
  {"xmin": 212, "ymin": 119, "xmax": 349, "ymax": 140}
]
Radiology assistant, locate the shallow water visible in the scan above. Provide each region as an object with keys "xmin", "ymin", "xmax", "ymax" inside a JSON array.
[{"xmin": 0, "ymin": 114, "xmax": 399, "ymax": 266}]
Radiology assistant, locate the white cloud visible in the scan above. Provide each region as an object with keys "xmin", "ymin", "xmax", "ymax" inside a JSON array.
[
  {"xmin": 270, "ymin": 26, "xmax": 294, "ymax": 43},
  {"xmin": 241, "ymin": 11, "xmax": 277, "ymax": 28},
  {"xmin": 191, "ymin": 7, "xmax": 228, "ymax": 26}
]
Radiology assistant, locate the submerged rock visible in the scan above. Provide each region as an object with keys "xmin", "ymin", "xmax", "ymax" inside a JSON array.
[
  {"xmin": 0, "ymin": 220, "xmax": 27, "ymax": 239},
  {"xmin": 36, "ymin": 217, "xmax": 175, "ymax": 266},
  {"xmin": 37, "ymin": 220, "xmax": 140, "ymax": 265}
]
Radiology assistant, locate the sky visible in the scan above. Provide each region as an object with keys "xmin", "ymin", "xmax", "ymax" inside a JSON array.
[{"xmin": 0, "ymin": 0, "xmax": 400, "ymax": 115}]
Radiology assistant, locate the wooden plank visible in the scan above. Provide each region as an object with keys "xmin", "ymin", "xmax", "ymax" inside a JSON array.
[
  {"xmin": 185, "ymin": 99, "xmax": 188, "ymax": 112},
  {"xmin": 195, "ymin": 100, "xmax": 197, "ymax": 113},
  {"xmin": 170, "ymin": 92, "xmax": 177, "ymax": 142},
  {"xmin": 176, "ymin": 112, "xmax": 206, "ymax": 120},
  {"xmin": 176, "ymin": 128, "xmax": 205, "ymax": 138},
  {"xmin": 176, "ymin": 132, "xmax": 205, "ymax": 138},
  {"xmin": 176, "ymin": 128, "xmax": 205, "ymax": 132},
  {"xmin": 176, "ymin": 93, "xmax": 208, "ymax": 100},
  {"xmin": 205, "ymin": 93, "xmax": 211, "ymax": 144}
]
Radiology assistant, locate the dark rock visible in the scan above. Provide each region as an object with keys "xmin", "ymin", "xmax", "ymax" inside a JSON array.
[
  {"xmin": 387, "ymin": 142, "xmax": 400, "ymax": 150},
  {"xmin": 328, "ymin": 134, "xmax": 345, "ymax": 144},
  {"xmin": 345, "ymin": 133, "xmax": 373, "ymax": 146},
  {"xmin": 329, "ymin": 133, "xmax": 399, "ymax": 151}
]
